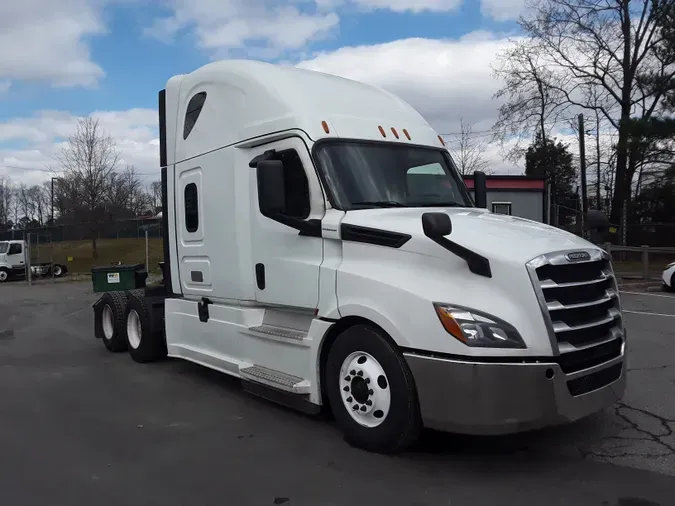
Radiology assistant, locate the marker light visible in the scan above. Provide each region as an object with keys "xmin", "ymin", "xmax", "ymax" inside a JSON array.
[
  {"xmin": 378, "ymin": 125, "xmax": 386, "ymax": 137},
  {"xmin": 391, "ymin": 127, "xmax": 399, "ymax": 139},
  {"xmin": 322, "ymin": 121, "xmax": 330, "ymax": 134},
  {"xmin": 403, "ymin": 129, "xmax": 411, "ymax": 140}
]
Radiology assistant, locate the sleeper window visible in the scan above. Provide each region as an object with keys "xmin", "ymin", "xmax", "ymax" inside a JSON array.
[
  {"xmin": 184, "ymin": 183, "xmax": 199, "ymax": 232},
  {"xmin": 183, "ymin": 92, "xmax": 207, "ymax": 140}
]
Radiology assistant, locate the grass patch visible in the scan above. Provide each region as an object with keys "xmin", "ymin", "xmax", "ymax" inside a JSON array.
[{"xmin": 30, "ymin": 238, "xmax": 164, "ymax": 275}]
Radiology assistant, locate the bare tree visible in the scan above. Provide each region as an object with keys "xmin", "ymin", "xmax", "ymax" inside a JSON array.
[
  {"xmin": 17, "ymin": 184, "xmax": 35, "ymax": 226},
  {"xmin": 494, "ymin": 0, "xmax": 675, "ymax": 235},
  {"xmin": 0, "ymin": 177, "xmax": 14, "ymax": 229},
  {"xmin": 58, "ymin": 117, "xmax": 121, "ymax": 258},
  {"xmin": 492, "ymin": 41, "xmax": 573, "ymax": 162},
  {"xmin": 150, "ymin": 180, "xmax": 162, "ymax": 213},
  {"xmin": 11, "ymin": 191, "xmax": 20, "ymax": 226},
  {"xmin": 108, "ymin": 165, "xmax": 153, "ymax": 218},
  {"xmin": 448, "ymin": 118, "xmax": 491, "ymax": 175},
  {"xmin": 123, "ymin": 166, "xmax": 149, "ymax": 216}
]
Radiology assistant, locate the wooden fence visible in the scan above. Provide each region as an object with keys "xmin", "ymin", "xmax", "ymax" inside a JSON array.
[{"xmin": 604, "ymin": 243, "xmax": 675, "ymax": 280}]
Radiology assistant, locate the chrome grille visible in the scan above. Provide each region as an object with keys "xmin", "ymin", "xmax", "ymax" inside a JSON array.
[{"xmin": 527, "ymin": 248, "xmax": 624, "ymax": 355}]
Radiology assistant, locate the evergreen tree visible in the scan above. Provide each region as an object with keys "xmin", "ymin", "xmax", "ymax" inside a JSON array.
[{"xmin": 525, "ymin": 134, "xmax": 578, "ymax": 226}]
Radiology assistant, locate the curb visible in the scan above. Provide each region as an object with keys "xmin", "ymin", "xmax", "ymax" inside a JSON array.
[{"xmin": 617, "ymin": 282, "xmax": 665, "ymax": 292}]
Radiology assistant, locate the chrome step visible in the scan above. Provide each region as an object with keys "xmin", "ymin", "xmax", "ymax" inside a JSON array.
[
  {"xmin": 248, "ymin": 324, "xmax": 307, "ymax": 341},
  {"xmin": 239, "ymin": 364, "xmax": 310, "ymax": 394}
]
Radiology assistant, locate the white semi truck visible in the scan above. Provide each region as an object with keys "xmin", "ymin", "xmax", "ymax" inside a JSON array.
[
  {"xmin": 92, "ymin": 60, "xmax": 626, "ymax": 453},
  {"xmin": 0, "ymin": 239, "xmax": 68, "ymax": 282}
]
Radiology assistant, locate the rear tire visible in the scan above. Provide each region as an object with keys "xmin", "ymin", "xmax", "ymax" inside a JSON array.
[
  {"xmin": 123, "ymin": 292, "xmax": 166, "ymax": 363},
  {"xmin": 324, "ymin": 324, "xmax": 422, "ymax": 454},
  {"xmin": 94, "ymin": 291, "xmax": 128, "ymax": 352},
  {"xmin": 53, "ymin": 264, "xmax": 65, "ymax": 277}
]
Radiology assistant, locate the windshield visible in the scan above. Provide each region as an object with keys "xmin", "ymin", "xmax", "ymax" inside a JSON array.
[
  {"xmin": 314, "ymin": 141, "xmax": 474, "ymax": 210},
  {"xmin": 0, "ymin": 242, "xmax": 7, "ymax": 254}
]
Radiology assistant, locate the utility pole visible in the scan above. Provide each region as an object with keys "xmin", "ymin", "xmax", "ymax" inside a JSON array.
[{"xmin": 578, "ymin": 113, "xmax": 588, "ymax": 216}]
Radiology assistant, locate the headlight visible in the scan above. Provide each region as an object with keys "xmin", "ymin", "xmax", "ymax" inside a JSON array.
[{"xmin": 433, "ymin": 303, "xmax": 526, "ymax": 349}]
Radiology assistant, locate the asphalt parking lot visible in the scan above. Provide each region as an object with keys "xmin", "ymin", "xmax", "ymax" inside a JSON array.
[{"xmin": 1, "ymin": 282, "xmax": 674, "ymax": 506}]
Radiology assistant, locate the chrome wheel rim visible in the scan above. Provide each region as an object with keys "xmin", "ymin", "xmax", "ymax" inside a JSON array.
[
  {"xmin": 127, "ymin": 309, "xmax": 142, "ymax": 349},
  {"xmin": 339, "ymin": 352, "xmax": 391, "ymax": 428}
]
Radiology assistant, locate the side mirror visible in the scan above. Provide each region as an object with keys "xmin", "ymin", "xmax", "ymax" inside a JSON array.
[
  {"xmin": 473, "ymin": 170, "xmax": 487, "ymax": 208},
  {"xmin": 256, "ymin": 160, "xmax": 285, "ymax": 217},
  {"xmin": 422, "ymin": 212, "xmax": 452, "ymax": 238}
]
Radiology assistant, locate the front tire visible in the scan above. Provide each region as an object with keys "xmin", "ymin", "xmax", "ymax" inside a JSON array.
[
  {"xmin": 123, "ymin": 292, "xmax": 166, "ymax": 363},
  {"xmin": 0, "ymin": 268, "xmax": 8, "ymax": 283},
  {"xmin": 325, "ymin": 324, "xmax": 422, "ymax": 453}
]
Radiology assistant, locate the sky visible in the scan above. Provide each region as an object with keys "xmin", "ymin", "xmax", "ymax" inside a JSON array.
[{"xmin": 0, "ymin": 0, "xmax": 532, "ymax": 187}]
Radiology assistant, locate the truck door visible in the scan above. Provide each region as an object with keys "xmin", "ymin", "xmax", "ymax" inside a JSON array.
[
  {"xmin": 174, "ymin": 164, "xmax": 211, "ymax": 297},
  {"xmin": 250, "ymin": 137, "xmax": 325, "ymax": 309},
  {"xmin": 7, "ymin": 242, "xmax": 25, "ymax": 271}
]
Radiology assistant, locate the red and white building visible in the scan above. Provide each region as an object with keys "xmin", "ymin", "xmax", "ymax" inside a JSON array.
[{"xmin": 463, "ymin": 175, "xmax": 548, "ymax": 223}]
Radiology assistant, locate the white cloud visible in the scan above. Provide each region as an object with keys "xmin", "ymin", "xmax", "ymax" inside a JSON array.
[
  {"xmin": 0, "ymin": 109, "xmax": 160, "ymax": 186},
  {"xmin": 350, "ymin": 0, "xmax": 462, "ymax": 13},
  {"xmin": 295, "ymin": 32, "xmax": 592, "ymax": 173},
  {"xmin": 0, "ymin": 0, "xmax": 109, "ymax": 88},
  {"xmin": 480, "ymin": 0, "xmax": 527, "ymax": 22},
  {"xmin": 297, "ymin": 32, "xmax": 509, "ymax": 136},
  {"xmin": 145, "ymin": 1, "xmax": 340, "ymax": 58},
  {"xmin": 145, "ymin": 0, "xmax": 464, "ymax": 58}
]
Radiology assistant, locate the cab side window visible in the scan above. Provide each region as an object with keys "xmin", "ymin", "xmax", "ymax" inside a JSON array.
[
  {"xmin": 276, "ymin": 149, "xmax": 310, "ymax": 219},
  {"xmin": 8, "ymin": 243, "xmax": 22, "ymax": 255},
  {"xmin": 184, "ymin": 183, "xmax": 199, "ymax": 232}
]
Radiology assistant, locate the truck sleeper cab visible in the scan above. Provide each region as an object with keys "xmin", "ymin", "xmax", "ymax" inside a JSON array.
[{"xmin": 92, "ymin": 60, "xmax": 626, "ymax": 453}]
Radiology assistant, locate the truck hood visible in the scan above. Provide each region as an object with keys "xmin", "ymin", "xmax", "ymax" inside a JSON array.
[{"xmin": 341, "ymin": 207, "xmax": 599, "ymax": 264}]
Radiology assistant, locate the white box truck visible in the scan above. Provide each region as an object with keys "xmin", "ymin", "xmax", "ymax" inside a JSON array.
[
  {"xmin": 0, "ymin": 240, "xmax": 68, "ymax": 282},
  {"xmin": 92, "ymin": 60, "xmax": 626, "ymax": 453}
]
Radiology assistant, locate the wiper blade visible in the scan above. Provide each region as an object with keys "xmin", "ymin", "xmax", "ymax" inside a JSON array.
[{"xmin": 351, "ymin": 200, "xmax": 407, "ymax": 208}]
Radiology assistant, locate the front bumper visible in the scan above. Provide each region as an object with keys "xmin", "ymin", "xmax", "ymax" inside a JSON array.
[{"xmin": 404, "ymin": 346, "xmax": 626, "ymax": 435}]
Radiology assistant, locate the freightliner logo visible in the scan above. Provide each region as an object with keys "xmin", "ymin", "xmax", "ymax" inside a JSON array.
[{"xmin": 565, "ymin": 251, "xmax": 591, "ymax": 262}]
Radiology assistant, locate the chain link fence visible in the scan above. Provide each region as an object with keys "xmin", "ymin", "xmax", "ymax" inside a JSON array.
[
  {"xmin": 0, "ymin": 218, "xmax": 164, "ymax": 277},
  {"xmin": 0, "ymin": 217, "xmax": 162, "ymax": 243}
]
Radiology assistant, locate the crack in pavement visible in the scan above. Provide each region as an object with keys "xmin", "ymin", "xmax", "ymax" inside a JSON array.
[{"xmin": 580, "ymin": 402, "xmax": 675, "ymax": 461}]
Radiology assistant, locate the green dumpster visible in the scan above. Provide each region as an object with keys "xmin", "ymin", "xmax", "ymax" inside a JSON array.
[{"xmin": 91, "ymin": 263, "xmax": 148, "ymax": 293}]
